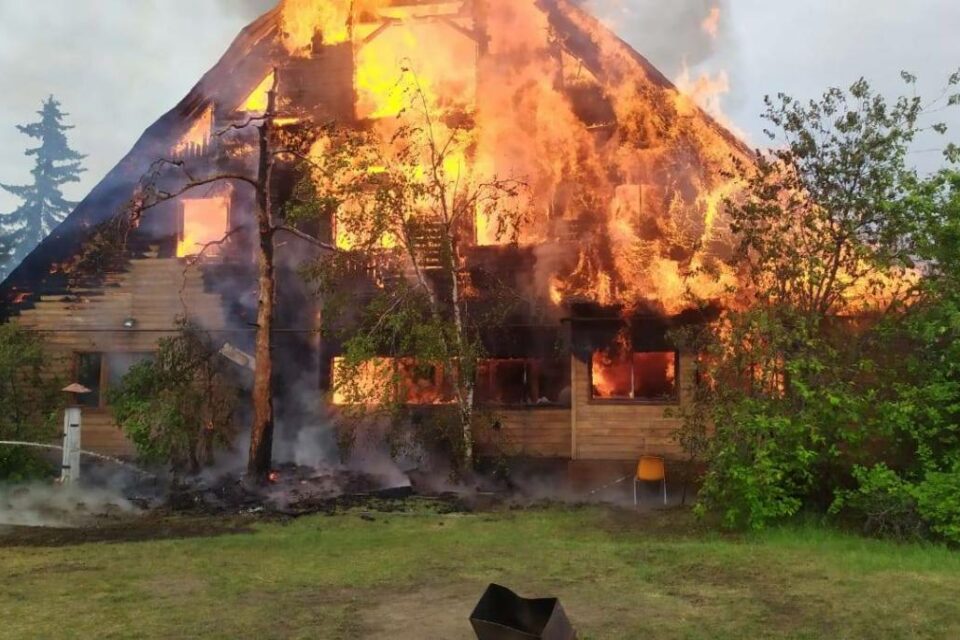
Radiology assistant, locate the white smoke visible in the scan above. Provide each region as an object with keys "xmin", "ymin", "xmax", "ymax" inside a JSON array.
[{"xmin": 0, "ymin": 482, "xmax": 139, "ymax": 528}]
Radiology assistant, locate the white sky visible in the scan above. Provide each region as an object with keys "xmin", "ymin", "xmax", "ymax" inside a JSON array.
[{"xmin": 0, "ymin": 0, "xmax": 957, "ymax": 212}]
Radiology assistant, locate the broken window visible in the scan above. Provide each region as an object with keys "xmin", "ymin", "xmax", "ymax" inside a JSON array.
[
  {"xmin": 172, "ymin": 106, "xmax": 213, "ymax": 156},
  {"xmin": 178, "ymin": 196, "xmax": 230, "ymax": 258},
  {"xmin": 591, "ymin": 347, "xmax": 678, "ymax": 402},
  {"xmin": 239, "ymin": 73, "xmax": 274, "ymax": 113},
  {"xmin": 475, "ymin": 358, "xmax": 571, "ymax": 407}
]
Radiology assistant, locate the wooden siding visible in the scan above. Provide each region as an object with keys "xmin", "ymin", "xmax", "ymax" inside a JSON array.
[
  {"xmin": 474, "ymin": 408, "xmax": 571, "ymax": 458},
  {"xmin": 13, "ymin": 257, "xmax": 228, "ymax": 456},
  {"xmin": 571, "ymin": 353, "xmax": 693, "ymax": 461}
]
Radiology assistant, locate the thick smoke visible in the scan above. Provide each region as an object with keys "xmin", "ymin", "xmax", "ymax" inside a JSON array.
[
  {"xmin": 577, "ymin": 0, "xmax": 732, "ymax": 76},
  {"xmin": 0, "ymin": 481, "xmax": 139, "ymax": 528}
]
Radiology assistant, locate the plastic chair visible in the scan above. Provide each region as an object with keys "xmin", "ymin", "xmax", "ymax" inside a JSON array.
[{"xmin": 634, "ymin": 456, "xmax": 667, "ymax": 506}]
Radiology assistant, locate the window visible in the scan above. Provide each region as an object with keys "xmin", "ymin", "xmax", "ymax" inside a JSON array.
[
  {"xmin": 178, "ymin": 196, "xmax": 230, "ymax": 258},
  {"xmin": 475, "ymin": 358, "xmax": 571, "ymax": 407},
  {"xmin": 74, "ymin": 352, "xmax": 154, "ymax": 408},
  {"xmin": 591, "ymin": 347, "xmax": 678, "ymax": 403}
]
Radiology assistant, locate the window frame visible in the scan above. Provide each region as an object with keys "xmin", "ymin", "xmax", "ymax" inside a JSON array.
[
  {"xmin": 588, "ymin": 348, "xmax": 681, "ymax": 406},
  {"xmin": 474, "ymin": 357, "xmax": 572, "ymax": 409}
]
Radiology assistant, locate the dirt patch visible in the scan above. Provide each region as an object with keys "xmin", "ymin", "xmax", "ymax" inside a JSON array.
[
  {"xmin": 354, "ymin": 583, "xmax": 482, "ymax": 640},
  {"xmin": 0, "ymin": 494, "xmax": 476, "ymax": 548}
]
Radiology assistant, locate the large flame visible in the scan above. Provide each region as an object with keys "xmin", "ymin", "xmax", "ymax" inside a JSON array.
[{"xmin": 286, "ymin": 0, "xmax": 755, "ymax": 315}]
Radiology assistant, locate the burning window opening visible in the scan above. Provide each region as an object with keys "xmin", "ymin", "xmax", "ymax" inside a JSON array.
[
  {"xmin": 178, "ymin": 196, "xmax": 230, "ymax": 259},
  {"xmin": 239, "ymin": 72, "xmax": 275, "ymax": 112},
  {"xmin": 172, "ymin": 106, "xmax": 213, "ymax": 157},
  {"xmin": 476, "ymin": 358, "xmax": 571, "ymax": 407},
  {"xmin": 591, "ymin": 348, "xmax": 678, "ymax": 403},
  {"xmin": 355, "ymin": 17, "xmax": 477, "ymax": 120},
  {"xmin": 74, "ymin": 352, "xmax": 154, "ymax": 409},
  {"xmin": 331, "ymin": 356, "xmax": 455, "ymax": 405}
]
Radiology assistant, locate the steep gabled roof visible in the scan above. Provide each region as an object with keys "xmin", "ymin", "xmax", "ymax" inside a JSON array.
[
  {"xmin": 0, "ymin": 7, "xmax": 282, "ymax": 310},
  {"xmin": 1, "ymin": 0, "xmax": 753, "ymax": 316}
]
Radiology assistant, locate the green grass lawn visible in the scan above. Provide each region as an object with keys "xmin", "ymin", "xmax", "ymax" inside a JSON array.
[{"xmin": 1, "ymin": 502, "xmax": 959, "ymax": 639}]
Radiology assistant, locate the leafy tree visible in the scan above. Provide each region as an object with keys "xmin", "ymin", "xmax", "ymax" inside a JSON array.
[
  {"xmin": 299, "ymin": 75, "xmax": 524, "ymax": 470},
  {"xmin": 107, "ymin": 322, "xmax": 239, "ymax": 473},
  {"xmin": 126, "ymin": 74, "xmax": 335, "ymax": 482},
  {"xmin": 676, "ymin": 73, "xmax": 960, "ymax": 531},
  {"xmin": 0, "ymin": 96, "xmax": 86, "ymax": 276},
  {"xmin": 0, "ymin": 323, "xmax": 63, "ymax": 481}
]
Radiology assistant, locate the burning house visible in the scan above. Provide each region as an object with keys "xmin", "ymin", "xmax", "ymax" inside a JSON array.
[{"xmin": 0, "ymin": 0, "xmax": 750, "ymax": 468}]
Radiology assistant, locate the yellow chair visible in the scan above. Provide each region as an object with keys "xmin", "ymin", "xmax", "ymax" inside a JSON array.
[{"xmin": 634, "ymin": 456, "xmax": 667, "ymax": 506}]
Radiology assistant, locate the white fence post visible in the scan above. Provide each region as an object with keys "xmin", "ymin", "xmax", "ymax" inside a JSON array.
[{"xmin": 60, "ymin": 407, "xmax": 83, "ymax": 484}]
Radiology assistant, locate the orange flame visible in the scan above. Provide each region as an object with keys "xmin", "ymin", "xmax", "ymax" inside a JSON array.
[{"xmin": 289, "ymin": 0, "xmax": 756, "ymax": 315}]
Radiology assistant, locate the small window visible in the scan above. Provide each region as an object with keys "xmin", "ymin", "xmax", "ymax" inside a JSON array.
[{"xmin": 591, "ymin": 348, "xmax": 678, "ymax": 403}]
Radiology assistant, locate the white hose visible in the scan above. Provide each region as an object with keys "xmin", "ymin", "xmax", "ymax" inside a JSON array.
[{"xmin": 0, "ymin": 440, "xmax": 154, "ymax": 477}]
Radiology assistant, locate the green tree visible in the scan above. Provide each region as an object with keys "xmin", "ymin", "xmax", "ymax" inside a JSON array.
[
  {"xmin": 0, "ymin": 323, "xmax": 62, "ymax": 481},
  {"xmin": 0, "ymin": 96, "xmax": 86, "ymax": 278},
  {"xmin": 677, "ymin": 73, "xmax": 959, "ymax": 530},
  {"xmin": 107, "ymin": 322, "xmax": 239, "ymax": 473},
  {"xmin": 298, "ymin": 75, "xmax": 524, "ymax": 470}
]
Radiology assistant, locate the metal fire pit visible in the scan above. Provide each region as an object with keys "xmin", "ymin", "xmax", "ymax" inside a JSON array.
[{"xmin": 469, "ymin": 584, "xmax": 576, "ymax": 640}]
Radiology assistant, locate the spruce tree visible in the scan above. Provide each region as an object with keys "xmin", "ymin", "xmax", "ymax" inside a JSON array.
[
  {"xmin": 0, "ymin": 233, "xmax": 14, "ymax": 280},
  {"xmin": 0, "ymin": 96, "xmax": 85, "ymax": 278}
]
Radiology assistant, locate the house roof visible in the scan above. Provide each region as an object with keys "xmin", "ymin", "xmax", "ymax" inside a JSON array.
[{"xmin": 0, "ymin": 0, "xmax": 753, "ymax": 317}]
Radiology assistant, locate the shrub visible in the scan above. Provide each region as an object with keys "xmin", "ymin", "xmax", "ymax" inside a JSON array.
[
  {"xmin": 914, "ymin": 467, "xmax": 960, "ymax": 544},
  {"xmin": 831, "ymin": 465, "xmax": 926, "ymax": 541},
  {"xmin": 108, "ymin": 322, "xmax": 239, "ymax": 473},
  {"xmin": 0, "ymin": 323, "xmax": 62, "ymax": 481}
]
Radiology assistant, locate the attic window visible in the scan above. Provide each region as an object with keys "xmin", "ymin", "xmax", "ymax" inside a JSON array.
[
  {"xmin": 178, "ymin": 196, "xmax": 230, "ymax": 258},
  {"xmin": 173, "ymin": 106, "xmax": 213, "ymax": 156},
  {"xmin": 591, "ymin": 347, "xmax": 678, "ymax": 403},
  {"xmin": 240, "ymin": 73, "xmax": 274, "ymax": 113}
]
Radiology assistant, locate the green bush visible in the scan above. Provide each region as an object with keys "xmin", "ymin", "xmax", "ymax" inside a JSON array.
[
  {"xmin": 0, "ymin": 323, "xmax": 62, "ymax": 481},
  {"xmin": 108, "ymin": 322, "xmax": 238, "ymax": 473},
  {"xmin": 675, "ymin": 76, "xmax": 960, "ymax": 541},
  {"xmin": 914, "ymin": 466, "xmax": 960, "ymax": 544},
  {"xmin": 832, "ymin": 465, "xmax": 926, "ymax": 541}
]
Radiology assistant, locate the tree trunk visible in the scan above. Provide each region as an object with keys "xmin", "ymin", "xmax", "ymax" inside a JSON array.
[
  {"xmin": 247, "ymin": 73, "xmax": 278, "ymax": 482},
  {"xmin": 446, "ymin": 237, "xmax": 474, "ymax": 469}
]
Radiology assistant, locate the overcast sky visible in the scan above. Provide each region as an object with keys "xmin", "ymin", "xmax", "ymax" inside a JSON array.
[{"xmin": 0, "ymin": 0, "xmax": 957, "ymax": 212}]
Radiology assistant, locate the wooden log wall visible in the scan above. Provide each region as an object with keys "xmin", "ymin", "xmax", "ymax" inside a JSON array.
[
  {"xmin": 474, "ymin": 408, "xmax": 571, "ymax": 459},
  {"xmin": 13, "ymin": 257, "xmax": 228, "ymax": 456}
]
